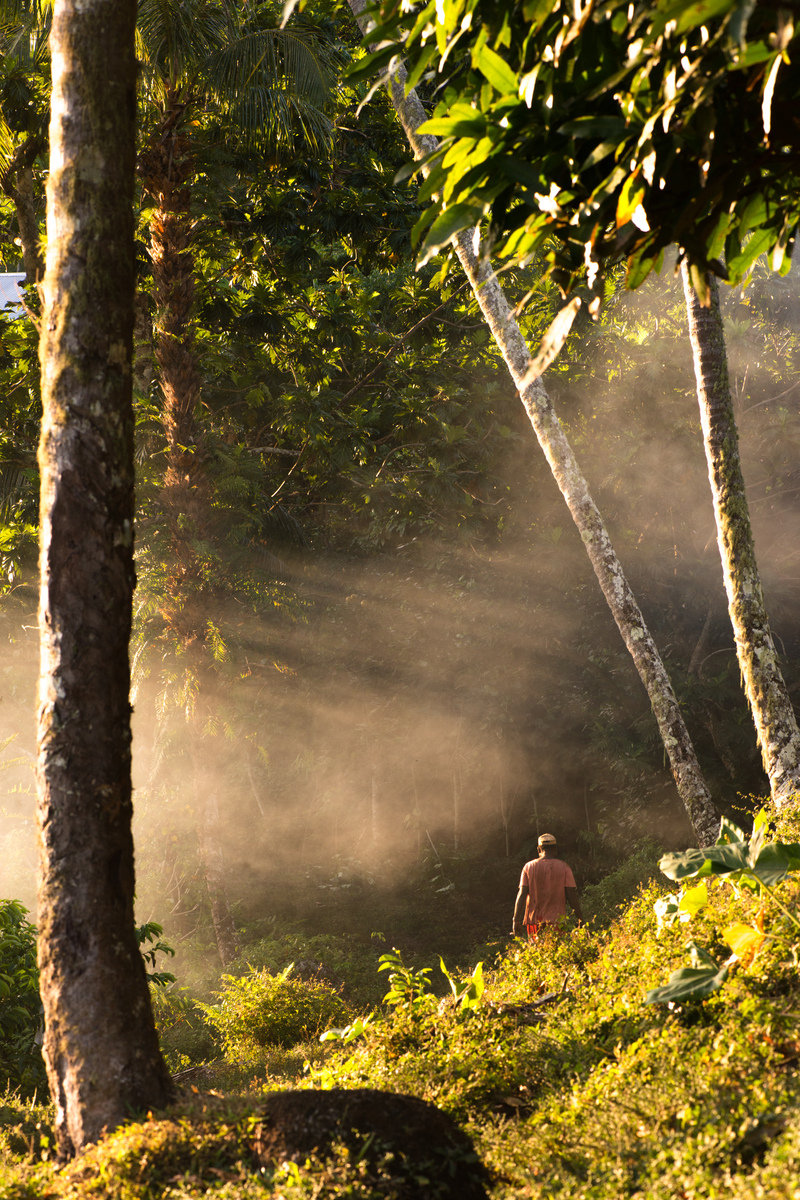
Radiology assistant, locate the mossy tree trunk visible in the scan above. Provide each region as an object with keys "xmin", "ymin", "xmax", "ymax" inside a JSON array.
[
  {"xmin": 37, "ymin": 0, "xmax": 173, "ymax": 1158},
  {"xmin": 682, "ymin": 264, "xmax": 800, "ymax": 805},
  {"xmin": 348, "ymin": 0, "xmax": 720, "ymax": 846}
]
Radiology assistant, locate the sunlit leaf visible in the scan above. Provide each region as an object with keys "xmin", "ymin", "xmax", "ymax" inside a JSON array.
[{"xmin": 723, "ymin": 921, "xmax": 765, "ymax": 966}]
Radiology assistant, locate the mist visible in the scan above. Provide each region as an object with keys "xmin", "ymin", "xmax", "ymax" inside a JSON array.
[{"xmin": 2, "ymin": 259, "xmax": 799, "ymax": 964}]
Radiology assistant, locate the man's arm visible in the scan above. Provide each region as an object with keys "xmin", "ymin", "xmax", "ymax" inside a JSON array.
[
  {"xmin": 512, "ymin": 884, "xmax": 528, "ymax": 936},
  {"xmin": 565, "ymin": 886, "xmax": 583, "ymax": 924}
]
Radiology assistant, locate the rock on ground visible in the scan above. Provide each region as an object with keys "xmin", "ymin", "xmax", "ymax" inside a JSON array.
[{"xmin": 252, "ymin": 1088, "xmax": 490, "ymax": 1198}]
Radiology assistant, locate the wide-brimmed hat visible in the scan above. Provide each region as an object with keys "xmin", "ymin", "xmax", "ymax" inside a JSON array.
[{"xmin": 537, "ymin": 833, "xmax": 557, "ymax": 846}]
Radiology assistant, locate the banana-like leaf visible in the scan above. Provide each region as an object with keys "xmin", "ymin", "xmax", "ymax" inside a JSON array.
[{"xmin": 643, "ymin": 941, "xmax": 730, "ymax": 1005}]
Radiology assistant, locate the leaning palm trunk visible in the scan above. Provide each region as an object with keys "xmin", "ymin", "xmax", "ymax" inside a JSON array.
[
  {"xmin": 682, "ymin": 264, "xmax": 800, "ymax": 805},
  {"xmin": 348, "ymin": 0, "xmax": 719, "ymax": 845}
]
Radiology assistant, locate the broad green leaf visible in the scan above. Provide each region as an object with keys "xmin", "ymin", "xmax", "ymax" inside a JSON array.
[
  {"xmin": 626, "ymin": 246, "xmax": 659, "ymax": 290},
  {"xmin": 644, "ymin": 940, "xmax": 730, "ymax": 1005},
  {"xmin": 678, "ymin": 880, "xmax": 708, "ymax": 918},
  {"xmin": 657, "ymin": 0, "xmax": 734, "ymax": 37},
  {"xmin": 473, "ymin": 44, "xmax": 517, "ymax": 95},
  {"xmin": 643, "ymin": 961, "xmax": 730, "ymax": 1005},
  {"xmin": 721, "ymin": 816, "xmax": 749, "ymax": 843},
  {"xmin": 419, "ymin": 116, "xmax": 487, "ymax": 139},
  {"xmin": 559, "ymin": 116, "xmax": 627, "ymax": 139},
  {"xmin": 660, "ymin": 846, "xmax": 712, "ymax": 881},
  {"xmin": 410, "ymin": 202, "xmax": 439, "ymax": 249},
  {"xmin": 749, "ymin": 842, "xmax": 800, "ymax": 886},
  {"xmin": 497, "ymin": 156, "xmax": 547, "ymax": 188},
  {"xmin": 725, "ymin": 228, "xmax": 772, "ymax": 281},
  {"xmin": 422, "ymin": 202, "xmax": 485, "ymax": 255},
  {"xmin": 522, "ymin": 0, "xmax": 557, "ymax": 33},
  {"xmin": 581, "ymin": 140, "xmax": 621, "ymax": 172}
]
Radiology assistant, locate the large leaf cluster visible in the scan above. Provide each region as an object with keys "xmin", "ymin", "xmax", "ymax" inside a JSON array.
[{"xmin": 354, "ymin": 0, "xmax": 800, "ymax": 297}]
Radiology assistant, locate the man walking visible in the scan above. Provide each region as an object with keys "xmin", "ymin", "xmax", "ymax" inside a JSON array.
[{"xmin": 511, "ymin": 833, "xmax": 583, "ymax": 941}]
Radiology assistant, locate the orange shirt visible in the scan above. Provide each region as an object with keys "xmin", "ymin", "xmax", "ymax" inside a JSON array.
[{"xmin": 520, "ymin": 857, "xmax": 576, "ymax": 925}]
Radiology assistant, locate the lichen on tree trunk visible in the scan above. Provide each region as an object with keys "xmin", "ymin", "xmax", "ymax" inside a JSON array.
[
  {"xmin": 682, "ymin": 263, "xmax": 800, "ymax": 806},
  {"xmin": 348, "ymin": 0, "xmax": 719, "ymax": 845},
  {"xmin": 36, "ymin": 0, "xmax": 174, "ymax": 1158}
]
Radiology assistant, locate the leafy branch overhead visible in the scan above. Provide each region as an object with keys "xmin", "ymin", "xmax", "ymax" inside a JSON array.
[{"xmin": 352, "ymin": 0, "xmax": 800, "ymax": 299}]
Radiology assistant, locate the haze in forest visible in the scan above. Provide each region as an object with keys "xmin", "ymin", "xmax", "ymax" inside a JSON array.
[{"xmin": 3, "ymin": 262, "xmax": 798, "ymax": 935}]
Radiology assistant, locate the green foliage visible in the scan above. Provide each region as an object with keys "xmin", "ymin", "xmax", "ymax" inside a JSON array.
[
  {"xmin": 197, "ymin": 965, "xmax": 352, "ymax": 1059},
  {"xmin": 355, "ymin": 0, "xmax": 800, "ymax": 296},
  {"xmin": 0, "ymin": 901, "xmax": 44, "ymax": 1099},
  {"xmin": 136, "ymin": 921, "xmax": 177, "ymax": 989},
  {"xmin": 439, "ymin": 956, "xmax": 485, "ymax": 1013},
  {"xmin": 645, "ymin": 808, "xmax": 800, "ymax": 1004},
  {"xmin": 378, "ymin": 948, "xmax": 436, "ymax": 1012},
  {"xmin": 643, "ymin": 939, "xmax": 731, "ymax": 1005}
]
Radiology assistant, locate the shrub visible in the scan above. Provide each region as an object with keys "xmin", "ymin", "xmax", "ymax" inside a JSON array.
[
  {"xmin": 198, "ymin": 965, "xmax": 353, "ymax": 1060},
  {"xmin": 0, "ymin": 900, "xmax": 46, "ymax": 1098}
]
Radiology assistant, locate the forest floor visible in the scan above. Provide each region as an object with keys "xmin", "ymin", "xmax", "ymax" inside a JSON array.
[{"xmin": 2, "ymin": 809, "xmax": 800, "ymax": 1198}]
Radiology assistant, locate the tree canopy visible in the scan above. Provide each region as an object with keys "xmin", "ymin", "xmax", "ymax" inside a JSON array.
[{"xmin": 352, "ymin": 0, "xmax": 800, "ymax": 300}]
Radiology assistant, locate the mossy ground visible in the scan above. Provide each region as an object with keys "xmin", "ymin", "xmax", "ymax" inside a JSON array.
[{"xmin": 2, "ymin": 809, "xmax": 799, "ymax": 1198}]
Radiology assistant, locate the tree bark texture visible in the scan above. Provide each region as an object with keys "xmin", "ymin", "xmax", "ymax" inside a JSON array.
[
  {"xmin": 37, "ymin": 0, "xmax": 174, "ymax": 1157},
  {"xmin": 682, "ymin": 264, "xmax": 800, "ymax": 805},
  {"xmin": 348, "ymin": 0, "xmax": 720, "ymax": 846}
]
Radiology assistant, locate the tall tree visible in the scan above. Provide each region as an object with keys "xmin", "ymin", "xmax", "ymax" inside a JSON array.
[
  {"xmin": 37, "ymin": 0, "xmax": 173, "ymax": 1157},
  {"xmin": 682, "ymin": 265, "xmax": 800, "ymax": 803},
  {"xmin": 134, "ymin": 0, "xmax": 339, "ymax": 963},
  {"xmin": 353, "ymin": 0, "xmax": 800, "ymax": 812},
  {"xmin": 348, "ymin": 0, "xmax": 721, "ymax": 845}
]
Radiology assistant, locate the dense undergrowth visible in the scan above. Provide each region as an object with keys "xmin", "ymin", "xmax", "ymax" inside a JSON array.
[{"xmin": 2, "ymin": 806, "xmax": 799, "ymax": 1197}]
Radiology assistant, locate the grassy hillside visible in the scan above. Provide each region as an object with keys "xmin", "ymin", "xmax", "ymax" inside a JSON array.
[{"xmin": 2, "ymin": 804, "xmax": 799, "ymax": 1198}]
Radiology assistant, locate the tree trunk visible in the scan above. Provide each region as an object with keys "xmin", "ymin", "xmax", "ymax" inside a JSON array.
[
  {"xmin": 687, "ymin": 599, "xmax": 716, "ymax": 678},
  {"xmin": 139, "ymin": 92, "xmax": 203, "ymax": 489},
  {"xmin": 348, "ymin": 0, "xmax": 720, "ymax": 846},
  {"xmin": 141, "ymin": 101, "xmax": 240, "ymax": 950},
  {"xmin": 201, "ymin": 789, "xmax": 239, "ymax": 969},
  {"xmin": 138, "ymin": 91, "xmax": 209, "ymax": 632},
  {"xmin": 0, "ymin": 141, "xmax": 45, "ymax": 285},
  {"xmin": 682, "ymin": 264, "xmax": 800, "ymax": 804},
  {"xmin": 37, "ymin": 0, "xmax": 173, "ymax": 1158}
]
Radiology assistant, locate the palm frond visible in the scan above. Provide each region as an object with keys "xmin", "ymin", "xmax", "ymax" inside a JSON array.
[
  {"xmin": 137, "ymin": 0, "xmax": 229, "ymax": 88},
  {"xmin": 204, "ymin": 26, "xmax": 336, "ymax": 152}
]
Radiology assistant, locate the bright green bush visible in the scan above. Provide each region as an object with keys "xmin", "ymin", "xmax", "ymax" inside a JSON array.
[
  {"xmin": 0, "ymin": 900, "xmax": 46, "ymax": 1098},
  {"xmin": 198, "ymin": 965, "xmax": 353, "ymax": 1060}
]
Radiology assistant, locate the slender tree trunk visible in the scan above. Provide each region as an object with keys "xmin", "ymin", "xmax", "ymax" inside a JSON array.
[
  {"xmin": 37, "ymin": 0, "xmax": 173, "ymax": 1158},
  {"xmin": 682, "ymin": 264, "xmax": 800, "ymax": 805},
  {"xmin": 349, "ymin": 0, "xmax": 720, "ymax": 845},
  {"xmin": 687, "ymin": 599, "xmax": 716, "ymax": 678},
  {"xmin": 138, "ymin": 92, "xmax": 208, "ymax": 617},
  {"xmin": 201, "ymin": 789, "xmax": 239, "ymax": 968},
  {"xmin": 452, "ymin": 770, "xmax": 460, "ymax": 852}
]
